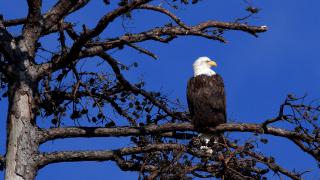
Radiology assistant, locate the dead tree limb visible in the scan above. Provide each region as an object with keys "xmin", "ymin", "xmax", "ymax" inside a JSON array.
[
  {"xmin": 38, "ymin": 143, "xmax": 185, "ymax": 168},
  {"xmin": 40, "ymin": 122, "xmax": 316, "ymax": 144},
  {"xmin": 246, "ymin": 151, "xmax": 302, "ymax": 180}
]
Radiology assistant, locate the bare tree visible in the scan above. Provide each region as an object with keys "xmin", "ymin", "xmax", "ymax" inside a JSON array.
[{"xmin": 0, "ymin": 0, "xmax": 318, "ymax": 180}]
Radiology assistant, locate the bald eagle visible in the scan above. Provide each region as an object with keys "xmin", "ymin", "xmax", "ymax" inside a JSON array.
[{"xmin": 187, "ymin": 57, "xmax": 226, "ymax": 149}]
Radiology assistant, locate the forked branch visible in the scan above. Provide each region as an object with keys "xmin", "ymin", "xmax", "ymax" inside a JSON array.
[
  {"xmin": 38, "ymin": 14, "xmax": 267, "ymax": 76},
  {"xmin": 85, "ymin": 20, "xmax": 267, "ymax": 51},
  {"xmin": 42, "ymin": 0, "xmax": 90, "ymax": 31}
]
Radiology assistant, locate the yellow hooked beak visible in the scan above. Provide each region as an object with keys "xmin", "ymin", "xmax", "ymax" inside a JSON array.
[{"xmin": 207, "ymin": 60, "xmax": 217, "ymax": 67}]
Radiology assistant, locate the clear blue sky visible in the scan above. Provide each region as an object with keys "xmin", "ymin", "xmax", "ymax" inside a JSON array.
[{"xmin": 0, "ymin": 0, "xmax": 319, "ymax": 179}]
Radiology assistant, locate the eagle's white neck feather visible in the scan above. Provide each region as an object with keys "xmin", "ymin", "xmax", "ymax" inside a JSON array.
[{"xmin": 193, "ymin": 63, "xmax": 216, "ymax": 77}]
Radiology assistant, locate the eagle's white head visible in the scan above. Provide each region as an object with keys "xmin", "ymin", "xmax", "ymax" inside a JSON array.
[{"xmin": 193, "ymin": 56, "xmax": 217, "ymax": 77}]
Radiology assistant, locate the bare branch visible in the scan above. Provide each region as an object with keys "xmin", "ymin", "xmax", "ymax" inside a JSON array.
[
  {"xmin": 81, "ymin": 0, "xmax": 152, "ymax": 40},
  {"xmin": 38, "ymin": 143, "xmax": 184, "ymax": 168},
  {"xmin": 138, "ymin": 5, "xmax": 190, "ymax": 29},
  {"xmin": 81, "ymin": 20, "xmax": 267, "ymax": 57},
  {"xmin": 3, "ymin": 18, "xmax": 26, "ymax": 27},
  {"xmin": 37, "ymin": 18, "xmax": 267, "ymax": 76},
  {"xmin": 262, "ymin": 117, "xmax": 282, "ymax": 127},
  {"xmin": 292, "ymin": 139, "xmax": 319, "ymax": 162},
  {"xmin": 247, "ymin": 151, "xmax": 302, "ymax": 180},
  {"xmin": 126, "ymin": 43, "xmax": 158, "ymax": 59},
  {"xmin": 2, "ymin": 17, "xmax": 73, "ymax": 37},
  {"xmin": 42, "ymin": 0, "xmax": 90, "ymax": 31},
  {"xmin": 39, "ymin": 123, "xmax": 192, "ymax": 143},
  {"xmin": 44, "ymin": 22, "xmax": 73, "ymax": 36},
  {"xmin": 2, "ymin": 1, "xmax": 89, "ymax": 31},
  {"xmin": 40, "ymin": 122, "xmax": 315, "ymax": 144},
  {"xmin": 41, "ymin": 0, "xmax": 151, "ymax": 74}
]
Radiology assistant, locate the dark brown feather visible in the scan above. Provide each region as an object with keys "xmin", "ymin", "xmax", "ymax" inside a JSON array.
[{"xmin": 187, "ymin": 74, "xmax": 226, "ymax": 132}]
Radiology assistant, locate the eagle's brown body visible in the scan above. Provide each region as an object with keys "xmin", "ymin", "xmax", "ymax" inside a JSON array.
[{"xmin": 187, "ymin": 74, "xmax": 226, "ymax": 132}]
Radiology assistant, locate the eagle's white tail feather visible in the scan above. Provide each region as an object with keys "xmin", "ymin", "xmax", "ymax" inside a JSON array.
[{"xmin": 198, "ymin": 133, "xmax": 216, "ymax": 154}]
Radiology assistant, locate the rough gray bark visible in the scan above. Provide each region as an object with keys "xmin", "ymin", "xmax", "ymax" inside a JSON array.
[
  {"xmin": 4, "ymin": 37, "xmax": 41, "ymax": 179},
  {"xmin": 5, "ymin": 80, "xmax": 39, "ymax": 180}
]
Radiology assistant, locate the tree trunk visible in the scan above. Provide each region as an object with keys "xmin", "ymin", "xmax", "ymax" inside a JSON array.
[{"xmin": 5, "ymin": 80, "xmax": 40, "ymax": 180}]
